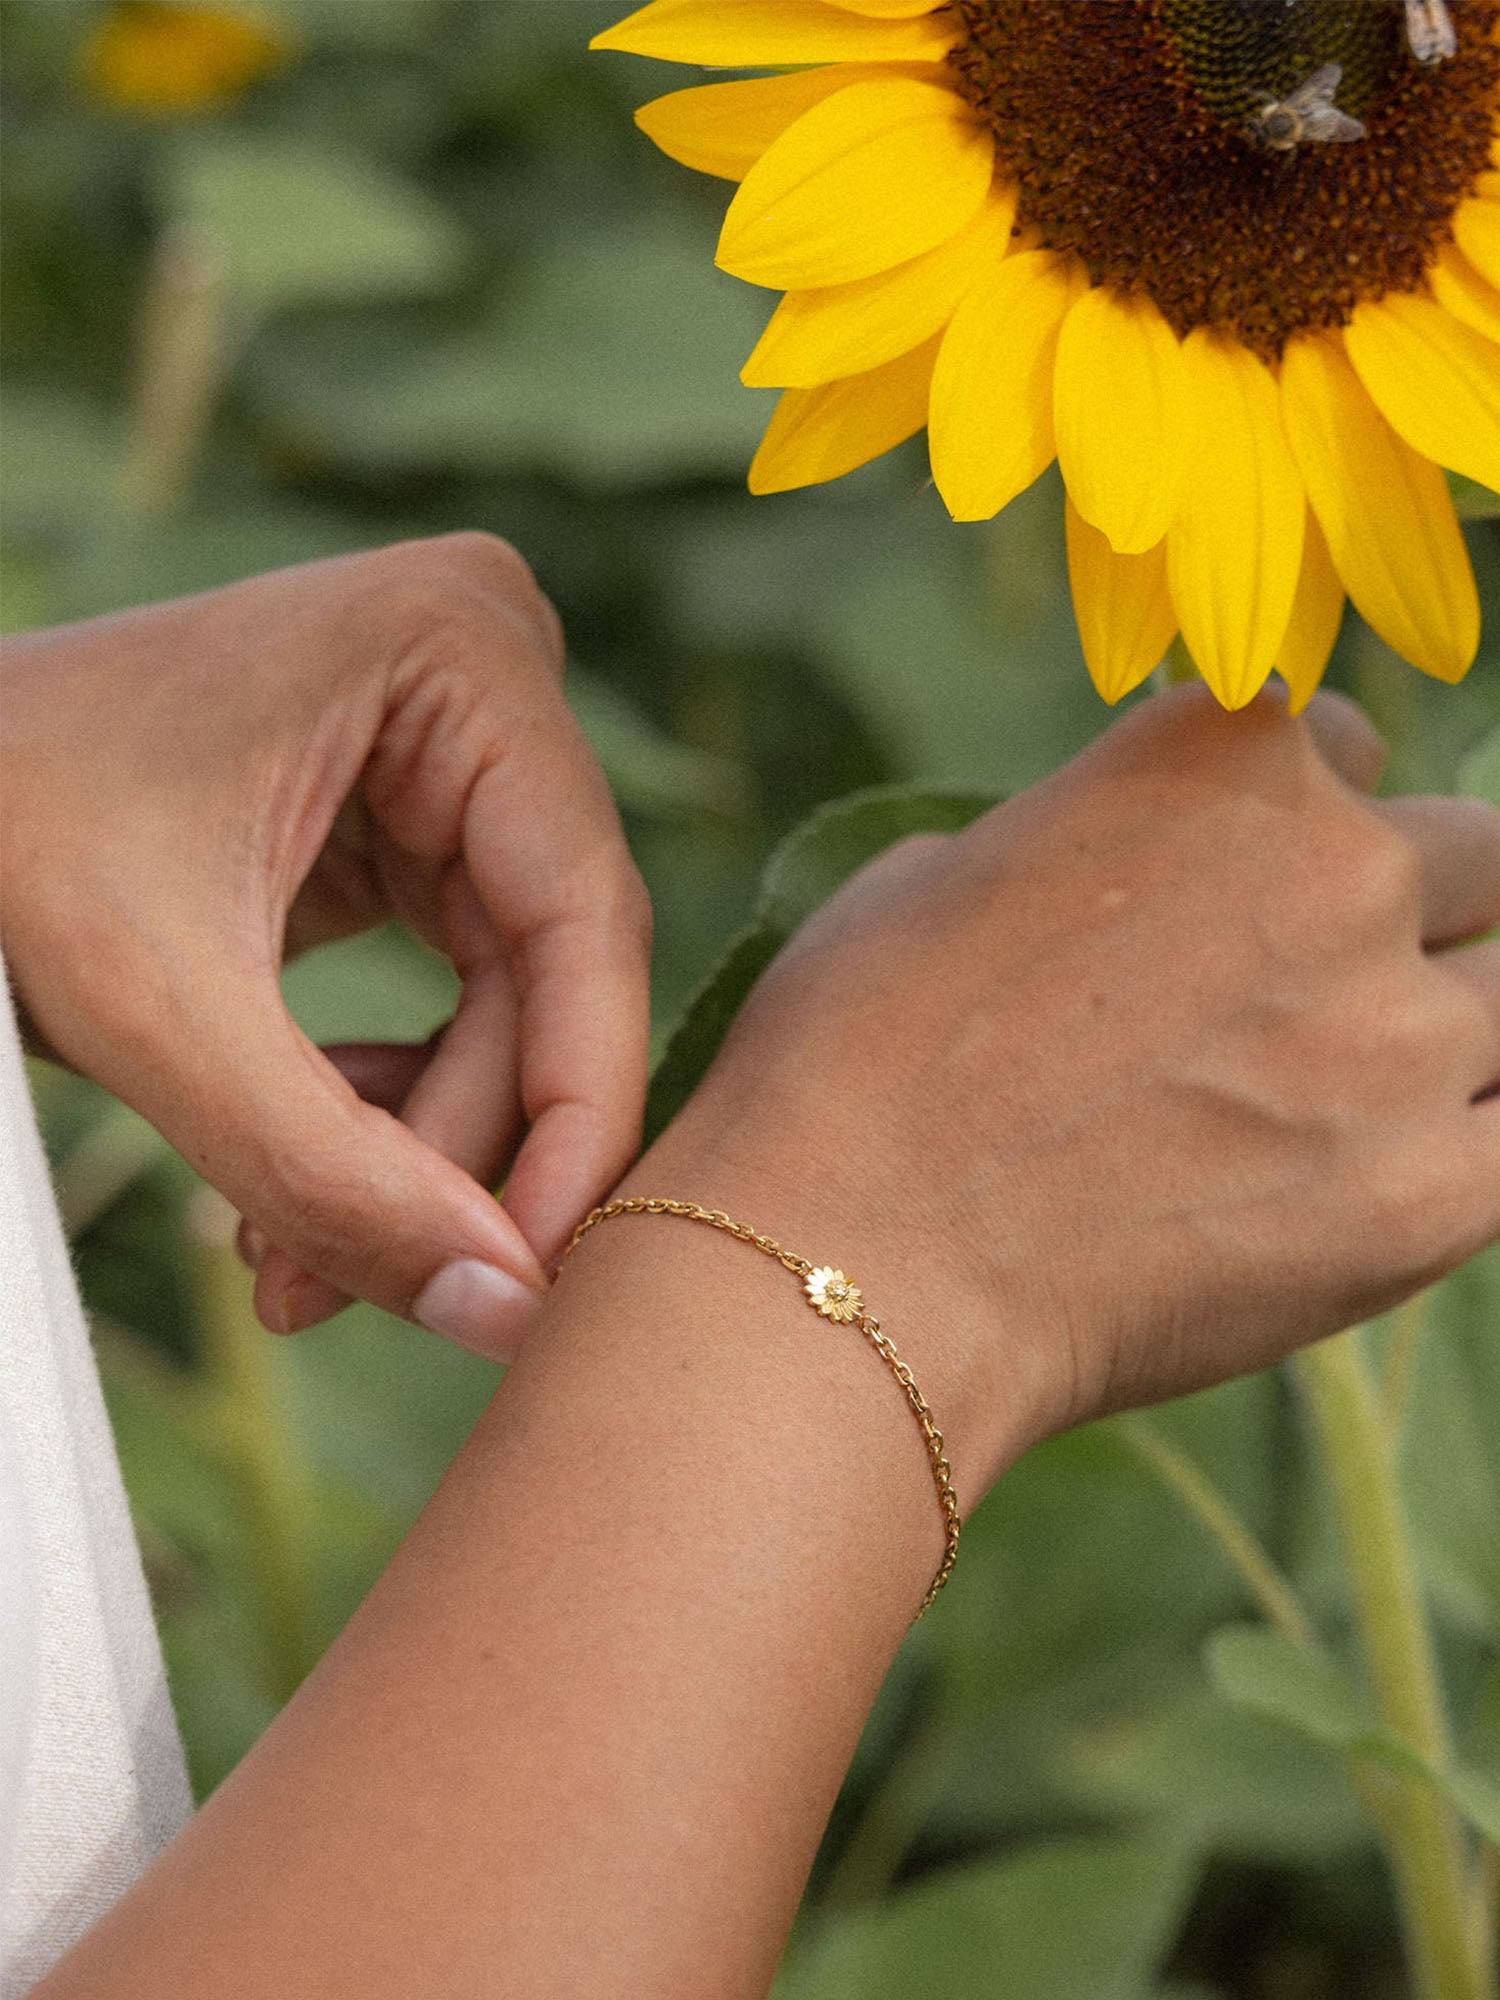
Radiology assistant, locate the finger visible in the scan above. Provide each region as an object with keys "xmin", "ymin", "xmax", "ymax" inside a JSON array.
[
  {"xmin": 151, "ymin": 979, "xmax": 550, "ymax": 1362},
  {"xmin": 237, "ymin": 1217, "xmax": 268, "ymax": 1271},
  {"xmin": 255, "ymin": 1251, "xmax": 346, "ymax": 1337},
  {"xmin": 459, "ymin": 692, "xmax": 652, "ymax": 1264},
  {"xmin": 1299, "ymin": 690, "xmax": 1388, "ymax": 796},
  {"xmin": 393, "ymin": 877, "xmax": 527, "ymax": 1189},
  {"xmin": 1375, "ymin": 796, "xmax": 1500, "ymax": 948},
  {"xmin": 243, "ymin": 1037, "xmax": 441, "ymax": 1320},
  {"xmin": 322, "ymin": 1038, "xmax": 439, "ymax": 1115},
  {"xmin": 1442, "ymin": 938, "xmax": 1500, "ymax": 1080},
  {"xmin": 256, "ymin": 986, "xmax": 525, "ymax": 1334},
  {"xmin": 1070, "ymin": 681, "xmax": 1387, "ymax": 799}
]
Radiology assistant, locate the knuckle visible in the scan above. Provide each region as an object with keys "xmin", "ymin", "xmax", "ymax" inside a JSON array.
[
  {"xmin": 1450, "ymin": 794, "xmax": 1500, "ymax": 848},
  {"xmin": 628, "ymin": 871, "xmax": 655, "ymax": 950},
  {"xmin": 1355, "ymin": 1136, "xmax": 1466, "ymax": 1274},
  {"xmin": 1320, "ymin": 815, "xmax": 1422, "ymax": 933},
  {"xmin": 1358, "ymin": 823, "xmax": 1423, "ymax": 915},
  {"xmin": 425, "ymin": 529, "xmax": 537, "ymax": 594},
  {"xmin": 375, "ymin": 535, "xmax": 563, "ymax": 672},
  {"xmin": 1322, "ymin": 975, "xmax": 1453, "ymax": 1091},
  {"xmin": 885, "ymin": 832, "xmax": 950, "ymax": 864},
  {"xmin": 854, "ymin": 830, "xmax": 952, "ymax": 897},
  {"xmin": 604, "ymin": 852, "xmax": 656, "ymax": 952}
]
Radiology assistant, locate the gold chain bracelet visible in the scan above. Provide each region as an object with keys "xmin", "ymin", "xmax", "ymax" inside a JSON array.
[{"xmin": 561, "ymin": 1197, "xmax": 960, "ymax": 1616}]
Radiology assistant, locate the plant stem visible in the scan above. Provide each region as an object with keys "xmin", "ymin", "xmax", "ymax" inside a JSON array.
[
  {"xmin": 1380, "ymin": 1290, "xmax": 1431, "ymax": 1445},
  {"xmin": 119, "ymin": 225, "xmax": 230, "ymax": 517},
  {"xmin": 1295, "ymin": 1330, "xmax": 1494, "ymax": 2000},
  {"xmin": 1117, "ymin": 1415, "xmax": 1316, "ymax": 1649},
  {"xmin": 189, "ymin": 1187, "xmax": 317, "ymax": 1706}
]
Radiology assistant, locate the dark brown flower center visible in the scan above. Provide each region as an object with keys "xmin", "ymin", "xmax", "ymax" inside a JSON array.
[{"xmin": 947, "ymin": 0, "xmax": 1499, "ymax": 357}]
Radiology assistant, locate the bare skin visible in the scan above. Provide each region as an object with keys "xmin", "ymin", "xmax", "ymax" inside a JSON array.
[
  {"xmin": 24, "ymin": 680, "xmax": 1500, "ymax": 1999},
  {"xmin": 0, "ymin": 536, "xmax": 653, "ymax": 1356}
]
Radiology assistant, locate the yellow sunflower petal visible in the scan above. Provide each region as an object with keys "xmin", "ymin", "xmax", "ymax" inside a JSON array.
[
  {"xmin": 748, "ymin": 335, "xmax": 939, "ymax": 492},
  {"xmin": 1453, "ymin": 190, "xmax": 1500, "ymax": 293},
  {"xmin": 1064, "ymin": 501, "xmax": 1176, "ymax": 704},
  {"xmin": 741, "ymin": 185, "xmax": 1016, "ymax": 385},
  {"xmin": 821, "ymin": 0, "xmax": 943, "ymax": 12},
  {"xmin": 1053, "ymin": 286, "xmax": 1187, "ymax": 556},
  {"xmin": 636, "ymin": 65, "xmax": 940, "ymax": 181},
  {"xmin": 590, "ymin": 0, "xmax": 957, "ymax": 64},
  {"xmin": 929, "ymin": 250, "xmax": 1087, "ymax": 522},
  {"xmin": 1280, "ymin": 334, "xmax": 1478, "ymax": 683},
  {"xmin": 718, "ymin": 78, "xmax": 993, "ymax": 289},
  {"xmin": 1275, "ymin": 512, "xmax": 1344, "ymax": 715},
  {"xmin": 1344, "ymin": 290, "xmax": 1500, "ymax": 493},
  {"xmin": 1165, "ymin": 333, "xmax": 1304, "ymax": 711},
  {"xmin": 1428, "ymin": 242, "xmax": 1500, "ymax": 346}
]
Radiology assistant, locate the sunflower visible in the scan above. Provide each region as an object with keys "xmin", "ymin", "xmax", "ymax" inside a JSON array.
[{"xmin": 593, "ymin": 0, "xmax": 1500, "ymax": 709}]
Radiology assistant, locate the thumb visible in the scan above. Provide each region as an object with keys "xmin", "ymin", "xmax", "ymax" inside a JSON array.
[
  {"xmin": 1300, "ymin": 689, "xmax": 1388, "ymax": 796},
  {"xmin": 149, "ymin": 987, "xmax": 548, "ymax": 1359}
]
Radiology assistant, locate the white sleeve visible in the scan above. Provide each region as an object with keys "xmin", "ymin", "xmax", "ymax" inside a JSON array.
[{"xmin": 0, "ymin": 963, "xmax": 190, "ymax": 1997}]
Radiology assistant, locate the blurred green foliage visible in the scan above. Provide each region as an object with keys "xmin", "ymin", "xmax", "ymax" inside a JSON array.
[{"xmin": 3, "ymin": 4, "xmax": 1498, "ymax": 1994}]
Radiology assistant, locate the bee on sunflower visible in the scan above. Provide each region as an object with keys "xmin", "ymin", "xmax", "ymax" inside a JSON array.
[{"xmin": 593, "ymin": 0, "xmax": 1500, "ymax": 710}]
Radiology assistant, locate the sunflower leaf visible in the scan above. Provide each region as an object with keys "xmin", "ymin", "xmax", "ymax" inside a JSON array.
[
  {"xmin": 645, "ymin": 784, "xmax": 997, "ymax": 1143},
  {"xmin": 772, "ymin": 1833, "xmax": 1196, "ymax": 2000},
  {"xmin": 568, "ymin": 666, "xmax": 753, "ymax": 824},
  {"xmin": 1457, "ymin": 723, "xmax": 1500, "ymax": 814},
  {"xmin": 157, "ymin": 132, "xmax": 469, "ymax": 313},
  {"xmin": 1205, "ymin": 1626, "xmax": 1500, "ymax": 1845}
]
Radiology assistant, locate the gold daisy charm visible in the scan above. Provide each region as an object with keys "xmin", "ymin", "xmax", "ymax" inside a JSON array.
[
  {"xmin": 804, "ymin": 1266, "xmax": 865, "ymax": 1322},
  {"xmin": 594, "ymin": 0, "xmax": 1500, "ymax": 712}
]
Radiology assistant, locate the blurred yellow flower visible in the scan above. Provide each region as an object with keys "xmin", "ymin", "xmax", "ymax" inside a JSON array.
[
  {"xmin": 595, "ymin": 0, "xmax": 1500, "ymax": 710},
  {"xmin": 82, "ymin": 1, "xmax": 293, "ymax": 115}
]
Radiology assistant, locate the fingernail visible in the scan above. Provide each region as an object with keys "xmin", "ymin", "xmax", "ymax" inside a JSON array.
[
  {"xmin": 275, "ymin": 1273, "xmax": 347, "ymax": 1335},
  {"xmin": 413, "ymin": 1260, "xmax": 541, "ymax": 1361},
  {"xmin": 240, "ymin": 1226, "xmax": 268, "ymax": 1272}
]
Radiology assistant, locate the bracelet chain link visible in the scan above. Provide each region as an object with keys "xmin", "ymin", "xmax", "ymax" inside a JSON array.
[{"xmin": 562, "ymin": 1197, "xmax": 960, "ymax": 1616}]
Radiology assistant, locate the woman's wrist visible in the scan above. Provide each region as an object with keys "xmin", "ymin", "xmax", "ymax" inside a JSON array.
[{"xmin": 622, "ymin": 1095, "xmax": 1044, "ymax": 1512}]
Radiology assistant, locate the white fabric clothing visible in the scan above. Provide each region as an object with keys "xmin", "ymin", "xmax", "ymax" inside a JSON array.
[{"xmin": 0, "ymin": 964, "xmax": 191, "ymax": 1994}]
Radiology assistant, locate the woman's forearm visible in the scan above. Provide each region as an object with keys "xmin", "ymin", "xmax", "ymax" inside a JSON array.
[{"xmin": 37, "ymin": 1130, "xmax": 1022, "ymax": 2000}]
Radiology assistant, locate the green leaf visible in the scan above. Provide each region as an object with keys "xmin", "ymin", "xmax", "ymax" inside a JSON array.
[
  {"xmin": 1402, "ymin": 1246, "xmax": 1500, "ymax": 1633},
  {"xmin": 645, "ymin": 928, "xmax": 781, "ymax": 1144},
  {"xmin": 1205, "ymin": 1627, "xmax": 1369, "ymax": 1748},
  {"xmin": 249, "ymin": 218, "xmax": 776, "ymax": 485},
  {"xmin": 567, "ymin": 667, "xmax": 752, "ymax": 824},
  {"xmin": 282, "ymin": 922, "xmax": 459, "ymax": 1048},
  {"xmin": 1449, "ymin": 471, "xmax": 1500, "ymax": 520},
  {"xmin": 759, "ymin": 784, "xmax": 995, "ymax": 932},
  {"xmin": 159, "ymin": 133, "xmax": 469, "ymax": 312},
  {"xmin": 775, "ymin": 1836, "xmax": 1195, "ymax": 2000},
  {"xmin": 1063, "ymin": 1688, "xmax": 1369, "ymax": 1865},
  {"xmin": 1457, "ymin": 723, "xmax": 1500, "ymax": 813},
  {"xmin": 664, "ymin": 475, "xmax": 1108, "ymax": 793},
  {"xmin": 0, "ymin": 386, "xmax": 119, "ymax": 539},
  {"xmin": 645, "ymin": 785, "xmax": 996, "ymax": 1141},
  {"xmin": 1205, "ymin": 1626, "xmax": 1500, "ymax": 1846}
]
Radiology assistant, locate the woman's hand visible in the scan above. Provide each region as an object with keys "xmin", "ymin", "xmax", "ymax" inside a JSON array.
[
  {"xmin": 0, "ymin": 535, "xmax": 652, "ymax": 1356},
  {"xmin": 649, "ymin": 684, "xmax": 1500, "ymax": 1492}
]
